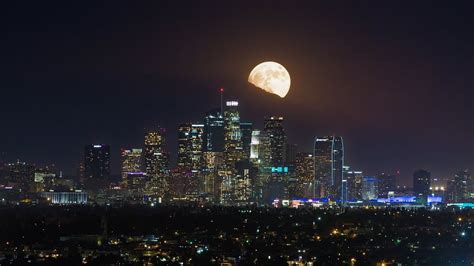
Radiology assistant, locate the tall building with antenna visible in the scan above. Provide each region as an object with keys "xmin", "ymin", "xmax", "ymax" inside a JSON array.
[{"xmin": 201, "ymin": 88, "xmax": 227, "ymax": 201}]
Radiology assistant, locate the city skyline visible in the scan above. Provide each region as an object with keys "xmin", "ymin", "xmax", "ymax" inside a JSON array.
[
  {"xmin": 1, "ymin": 90, "xmax": 468, "ymax": 186},
  {"xmin": 0, "ymin": 2, "xmax": 472, "ymax": 184},
  {"xmin": 0, "ymin": 2, "xmax": 472, "ymax": 264}
]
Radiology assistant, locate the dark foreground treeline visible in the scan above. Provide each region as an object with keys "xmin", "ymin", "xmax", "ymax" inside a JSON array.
[{"xmin": 0, "ymin": 205, "xmax": 472, "ymax": 265}]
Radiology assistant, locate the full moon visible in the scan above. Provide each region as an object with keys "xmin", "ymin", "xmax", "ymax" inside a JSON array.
[{"xmin": 248, "ymin": 61, "xmax": 291, "ymax": 98}]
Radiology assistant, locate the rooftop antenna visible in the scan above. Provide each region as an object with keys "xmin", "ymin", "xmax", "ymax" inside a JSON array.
[{"xmin": 219, "ymin": 87, "xmax": 224, "ymax": 115}]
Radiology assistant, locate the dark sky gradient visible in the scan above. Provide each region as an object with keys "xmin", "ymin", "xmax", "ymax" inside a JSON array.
[{"xmin": 0, "ymin": 2, "xmax": 472, "ymax": 184}]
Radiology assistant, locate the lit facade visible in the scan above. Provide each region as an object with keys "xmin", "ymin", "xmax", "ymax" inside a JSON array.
[
  {"xmin": 121, "ymin": 148, "xmax": 142, "ymax": 181},
  {"xmin": 42, "ymin": 191, "xmax": 88, "ymax": 204},
  {"xmin": 177, "ymin": 123, "xmax": 192, "ymax": 168},
  {"xmin": 144, "ymin": 128, "xmax": 169, "ymax": 196},
  {"xmin": 446, "ymin": 170, "xmax": 471, "ymax": 202},
  {"xmin": 362, "ymin": 176, "xmax": 378, "ymax": 200},
  {"xmin": 144, "ymin": 129, "xmax": 169, "ymax": 177},
  {"xmin": 234, "ymin": 161, "xmax": 256, "ymax": 205},
  {"xmin": 223, "ymin": 101, "xmax": 243, "ymax": 174},
  {"xmin": 177, "ymin": 123, "xmax": 204, "ymax": 171},
  {"xmin": 33, "ymin": 165, "xmax": 56, "ymax": 192},
  {"xmin": 295, "ymin": 152, "xmax": 315, "ymax": 198},
  {"xmin": 263, "ymin": 117, "xmax": 286, "ymax": 165},
  {"xmin": 189, "ymin": 124, "xmax": 204, "ymax": 171},
  {"xmin": 7, "ymin": 161, "xmax": 35, "ymax": 192},
  {"xmin": 126, "ymin": 172, "xmax": 148, "ymax": 192},
  {"xmin": 250, "ymin": 130, "xmax": 270, "ymax": 165}
]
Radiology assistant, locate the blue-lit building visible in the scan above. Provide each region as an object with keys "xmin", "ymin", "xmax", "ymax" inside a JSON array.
[
  {"xmin": 42, "ymin": 191, "xmax": 88, "ymax": 204},
  {"xmin": 362, "ymin": 176, "xmax": 378, "ymax": 200},
  {"xmin": 341, "ymin": 179, "xmax": 348, "ymax": 203}
]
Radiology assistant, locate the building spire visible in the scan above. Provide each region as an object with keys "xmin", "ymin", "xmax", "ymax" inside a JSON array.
[{"xmin": 219, "ymin": 87, "xmax": 224, "ymax": 115}]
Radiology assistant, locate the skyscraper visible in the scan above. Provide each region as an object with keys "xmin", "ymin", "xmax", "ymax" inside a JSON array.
[
  {"xmin": 201, "ymin": 151, "xmax": 224, "ymax": 200},
  {"xmin": 173, "ymin": 123, "xmax": 204, "ymax": 200},
  {"xmin": 295, "ymin": 152, "xmax": 315, "ymax": 198},
  {"xmin": 313, "ymin": 136, "xmax": 344, "ymax": 200},
  {"xmin": 223, "ymin": 100, "xmax": 243, "ymax": 172},
  {"xmin": 285, "ymin": 143, "xmax": 298, "ymax": 166},
  {"xmin": 234, "ymin": 161, "xmax": 256, "ymax": 205},
  {"xmin": 177, "ymin": 123, "xmax": 192, "ymax": 169},
  {"xmin": 189, "ymin": 124, "xmax": 204, "ymax": 171},
  {"xmin": 249, "ymin": 129, "xmax": 271, "ymax": 203},
  {"xmin": 6, "ymin": 160, "xmax": 35, "ymax": 192},
  {"xmin": 264, "ymin": 166, "xmax": 290, "ymax": 203},
  {"xmin": 413, "ymin": 169, "xmax": 431, "ymax": 198},
  {"xmin": 201, "ymin": 109, "xmax": 225, "ymax": 202},
  {"xmin": 84, "ymin": 144, "xmax": 111, "ymax": 180},
  {"xmin": 264, "ymin": 117, "xmax": 286, "ymax": 166},
  {"xmin": 240, "ymin": 122, "xmax": 253, "ymax": 162},
  {"xmin": 377, "ymin": 173, "xmax": 397, "ymax": 198},
  {"xmin": 362, "ymin": 176, "xmax": 378, "ymax": 200},
  {"xmin": 144, "ymin": 128, "xmax": 169, "ymax": 177},
  {"xmin": 120, "ymin": 148, "xmax": 142, "ymax": 181},
  {"xmin": 446, "ymin": 170, "xmax": 471, "ymax": 202},
  {"xmin": 144, "ymin": 128, "xmax": 169, "ymax": 198},
  {"xmin": 203, "ymin": 109, "xmax": 225, "ymax": 153},
  {"xmin": 262, "ymin": 117, "xmax": 287, "ymax": 204},
  {"xmin": 177, "ymin": 123, "xmax": 204, "ymax": 172},
  {"xmin": 250, "ymin": 130, "xmax": 269, "ymax": 166},
  {"xmin": 221, "ymin": 100, "xmax": 243, "ymax": 204},
  {"xmin": 345, "ymin": 169, "xmax": 364, "ymax": 201}
]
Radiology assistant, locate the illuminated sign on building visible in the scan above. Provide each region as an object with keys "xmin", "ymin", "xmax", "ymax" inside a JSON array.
[
  {"xmin": 271, "ymin": 166, "xmax": 289, "ymax": 173},
  {"xmin": 226, "ymin": 101, "xmax": 239, "ymax": 107},
  {"xmin": 427, "ymin": 196, "xmax": 443, "ymax": 204},
  {"xmin": 315, "ymin": 138, "xmax": 329, "ymax": 142}
]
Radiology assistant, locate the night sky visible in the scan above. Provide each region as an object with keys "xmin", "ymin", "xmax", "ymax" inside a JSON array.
[{"xmin": 0, "ymin": 2, "xmax": 472, "ymax": 184}]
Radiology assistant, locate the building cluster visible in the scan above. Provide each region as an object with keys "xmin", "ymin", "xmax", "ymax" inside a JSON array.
[
  {"xmin": 0, "ymin": 92, "xmax": 472, "ymax": 207},
  {"xmin": 76, "ymin": 93, "xmax": 473, "ymax": 207}
]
